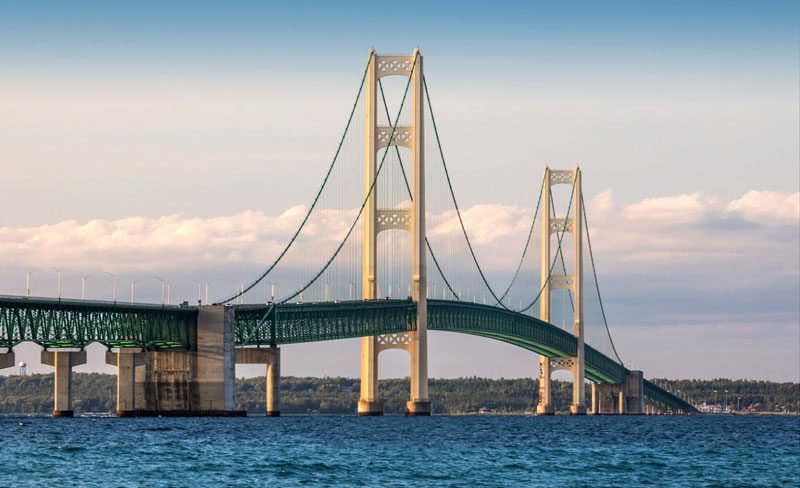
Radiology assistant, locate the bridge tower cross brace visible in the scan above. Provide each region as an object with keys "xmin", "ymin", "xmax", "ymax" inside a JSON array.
[
  {"xmin": 536, "ymin": 167, "xmax": 586, "ymax": 415},
  {"xmin": 359, "ymin": 48, "xmax": 430, "ymax": 416}
]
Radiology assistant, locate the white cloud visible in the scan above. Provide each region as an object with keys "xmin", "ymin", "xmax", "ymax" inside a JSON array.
[
  {"xmin": 726, "ymin": 190, "xmax": 800, "ymax": 223},
  {"xmin": 0, "ymin": 190, "xmax": 796, "ymax": 280}
]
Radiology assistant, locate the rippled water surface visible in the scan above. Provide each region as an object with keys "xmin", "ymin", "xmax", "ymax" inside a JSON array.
[{"xmin": 1, "ymin": 415, "xmax": 798, "ymax": 487}]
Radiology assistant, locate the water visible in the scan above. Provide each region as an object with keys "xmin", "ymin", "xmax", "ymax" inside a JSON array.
[{"xmin": 1, "ymin": 415, "xmax": 797, "ymax": 487}]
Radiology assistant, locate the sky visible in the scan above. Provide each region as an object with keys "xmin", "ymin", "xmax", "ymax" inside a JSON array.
[{"xmin": 1, "ymin": 1, "xmax": 798, "ymax": 382}]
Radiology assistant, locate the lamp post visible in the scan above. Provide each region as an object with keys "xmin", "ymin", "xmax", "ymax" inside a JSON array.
[
  {"xmin": 130, "ymin": 279, "xmax": 138, "ymax": 304},
  {"xmin": 265, "ymin": 281, "xmax": 275, "ymax": 303},
  {"xmin": 714, "ymin": 390, "xmax": 718, "ymax": 412},
  {"xmin": 192, "ymin": 279, "xmax": 202, "ymax": 305},
  {"xmin": 347, "ymin": 281, "xmax": 354, "ymax": 301},
  {"xmin": 725, "ymin": 390, "xmax": 729, "ymax": 413},
  {"xmin": 154, "ymin": 277, "xmax": 165, "ymax": 305},
  {"xmin": 205, "ymin": 282, "xmax": 211, "ymax": 305},
  {"xmin": 167, "ymin": 283, "xmax": 173, "ymax": 305},
  {"xmin": 82, "ymin": 274, "xmax": 92, "ymax": 300},
  {"xmin": 737, "ymin": 397, "xmax": 741, "ymax": 411},
  {"xmin": 105, "ymin": 271, "xmax": 117, "ymax": 303},
  {"xmin": 50, "ymin": 267, "xmax": 61, "ymax": 300},
  {"xmin": 26, "ymin": 268, "xmax": 39, "ymax": 297}
]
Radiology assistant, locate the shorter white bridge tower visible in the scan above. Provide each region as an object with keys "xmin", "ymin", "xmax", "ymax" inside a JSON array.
[{"xmin": 537, "ymin": 167, "xmax": 587, "ymax": 415}]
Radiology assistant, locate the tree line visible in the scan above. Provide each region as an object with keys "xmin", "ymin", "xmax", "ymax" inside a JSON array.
[{"xmin": 0, "ymin": 374, "xmax": 796, "ymax": 414}]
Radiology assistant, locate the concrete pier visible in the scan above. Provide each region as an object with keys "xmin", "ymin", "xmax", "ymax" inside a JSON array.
[
  {"xmin": 624, "ymin": 370, "xmax": 644, "ymax": 414},
  {"xmin": 235, "ymin": 346, "xmax": 280, "ymax": 416},
  {"xmin": 41, "ymin": 350, "xmax": 87, "ymax": 417},
  {"xmin": 105, "ymin": 349, "xmax": 145, "ymax": 416},
  {"xmin": 589, "ymin": 371, "xmax": 644, "ymax": 415},
  {"xmin": 0, "ymin": 351, "xmax": 14, "ymax": 370},
  {"xmin": 131, "ymin": 306, "xmax": 242, "ymax": 416}
]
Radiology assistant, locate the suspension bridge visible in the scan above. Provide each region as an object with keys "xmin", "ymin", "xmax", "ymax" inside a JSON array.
[{"xmin": 0, "ymin": 49, "xmax": 695, "ymax": 417}]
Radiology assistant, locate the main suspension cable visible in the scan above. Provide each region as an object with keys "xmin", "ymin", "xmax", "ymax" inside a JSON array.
[
  {"xmin": 218, "ymin": 52, "xmax": 374, "ymax": 305},
  {"xmin": 424, "ymin": 76, "xmax": 574, "ymax": 313},
  {"xmin": 582, "ymin": 193, "xmax": 623, "ymax": 365},
  {"xmin": 278, "ymin": 53, "xmax": 420, "ymax": 304}
]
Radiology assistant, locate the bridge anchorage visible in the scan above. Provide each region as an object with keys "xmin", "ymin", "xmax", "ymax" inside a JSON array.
[{"xmin": 0, "ymin": 47, "xmax": 697, "ymax": 417}]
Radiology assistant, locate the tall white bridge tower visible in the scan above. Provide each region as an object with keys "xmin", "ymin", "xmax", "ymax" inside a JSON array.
[{"xmin": 359, "ymin": 48, "xmax": 429, "ymax": 416}]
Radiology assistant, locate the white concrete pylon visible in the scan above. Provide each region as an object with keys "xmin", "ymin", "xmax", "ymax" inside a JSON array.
[
  {"xmin": 536, "ymin": 166, "xmax": 586, "ymax": 415},
  {"xmin": 358, "ymin": 48, "xmax": 429, "ymax": 416}
]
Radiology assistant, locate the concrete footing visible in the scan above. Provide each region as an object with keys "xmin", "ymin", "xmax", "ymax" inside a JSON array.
[
  {"xmin": 570, "ymin": 404, "xmax": 587, "ymax": 415},
  {"xmin": 41, "ymin": 350, "xmax": 87, "ymax": 417},
  {"xmin": 405, "ymin": 400, "xmax": 431, "ymax": 416},
  {"xmin": 536, "ymin": 403, "xmax": 555, "ymax": 415},
  {"xmin": 357, "ymin": 400, "xmax": 384, "ymax": 416}
]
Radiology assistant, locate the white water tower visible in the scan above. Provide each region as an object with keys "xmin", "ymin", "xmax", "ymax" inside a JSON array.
[{"xmin": 18, "ymin": 362, "xmax": 26, "ymax": 376}]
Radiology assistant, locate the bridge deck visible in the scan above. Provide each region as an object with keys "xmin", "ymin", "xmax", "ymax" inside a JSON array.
[{"xmin": 0, "ymin": 295, "xmax": 694, "ymax": 413}]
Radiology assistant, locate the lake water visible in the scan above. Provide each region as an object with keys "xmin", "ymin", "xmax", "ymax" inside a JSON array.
[{"xmin": 1, "ymin": 414, "xmax": 797, "ymax": 487}]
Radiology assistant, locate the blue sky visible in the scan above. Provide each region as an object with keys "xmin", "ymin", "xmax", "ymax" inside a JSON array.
[{"xmin": 0, "ymin": 1, "xmax": 798, "ymax": 381}]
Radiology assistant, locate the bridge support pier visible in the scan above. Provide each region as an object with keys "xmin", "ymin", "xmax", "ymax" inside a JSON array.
[
  {"xmin": 0, "ymin": 350, "xmax": 14, "ymax": 370},
  {"xmin": 105, "ymin": 349, "xmax": 146, "ymax": 416},
  {"xmin": 358, "ymin": 337, "xmax": 383, "ymax": 416},
  {"xmin": 41, "ymin": 350, "xmax": 87, "ymax": 417},
  {"xmin": 235, "ymin": 346, "xmax": 280, "ymax": 416},
  {"xmin": 589, "ymin": 371, "xmax": 644, "ymax": 415},
  {"xmin": 536, "ymin": 356, "xmax": 555, "ymax": 415},
  {"xmin": 133, "ymin": 306, "xmax": 242, "ymax": 416}
]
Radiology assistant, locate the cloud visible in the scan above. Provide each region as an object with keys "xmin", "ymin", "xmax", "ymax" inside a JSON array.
[{"xmin": 0, "ymin": 190, "xmax": 796, "ymax": 279}]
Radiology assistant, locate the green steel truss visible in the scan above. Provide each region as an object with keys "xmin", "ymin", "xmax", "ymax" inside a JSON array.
[
  {"xmin": 643, "ymin": 379, "xmax": 696, "ymax": 414},
  {"xmin": 425, "ymin": 300, "xmax": 627, "ymax": 384},
  {"xmin": 234, "ymin": 300, "xmax": 416, "ymax": 346},
  {"xmin": 0, "ymin": 295, "xmax": 694, "ymax": 413},
  {"xmin": 0, "ymin": 296, "xmax": 192, "ymax": 350}
]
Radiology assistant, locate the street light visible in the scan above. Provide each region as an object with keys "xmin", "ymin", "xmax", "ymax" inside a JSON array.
[
  {"xmin": 714, "ymin": 390, "xmax": 718, "ymax": 412},
  {"xmin": 191, "ymin": 279, "xmax": 202, "ymax": 305},
  {"xmin": 167, "ymin": 283, "xmax": 173, "ymax": 305},
  {"xmin": 347, "ymin": 281, "xmax": 354, "ymax": 301},
  {"xmin": 154, "ymin": 277, "xmax": 165, "ymax": 305},
  {"xmin": 50, "ymin": 267, "xmax": 61, "ymax": 300},
  {"xmin": 725, "ymin": 390, "xmax": 729, "ymax": 413},
  {"xmin": 265, "ymin": 280, "xmax": 276, "ymax": 303},
  {"xmin": 130, "ymin": 279, "xmax": 138, "ymax": 304},
  {"xmin": 737, "ymin": 397, "xmax": 741, "ymax": 411},
  {"xmin": 26, "ymin": 268, "xmax": 39, "ymax": 297},
  {"xmin": 82, "ymin": 274, "xmax": 92, "ymax": 300},
  {"xmin": 105, "ymin": 271, "xmax": 117, "ymax": 303},
  {"xmin": 205, "ymin": 282, "xmax": 211, "ymax": 305}
]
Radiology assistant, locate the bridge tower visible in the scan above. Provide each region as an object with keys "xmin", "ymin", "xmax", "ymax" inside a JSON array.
[
  {"xmin": 537, "ymin": 167, "xmax": 587, "ymax": 415},
  {"xmin": 359, "ymin": 48, "xmax": 430, "ymax": 416}
]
